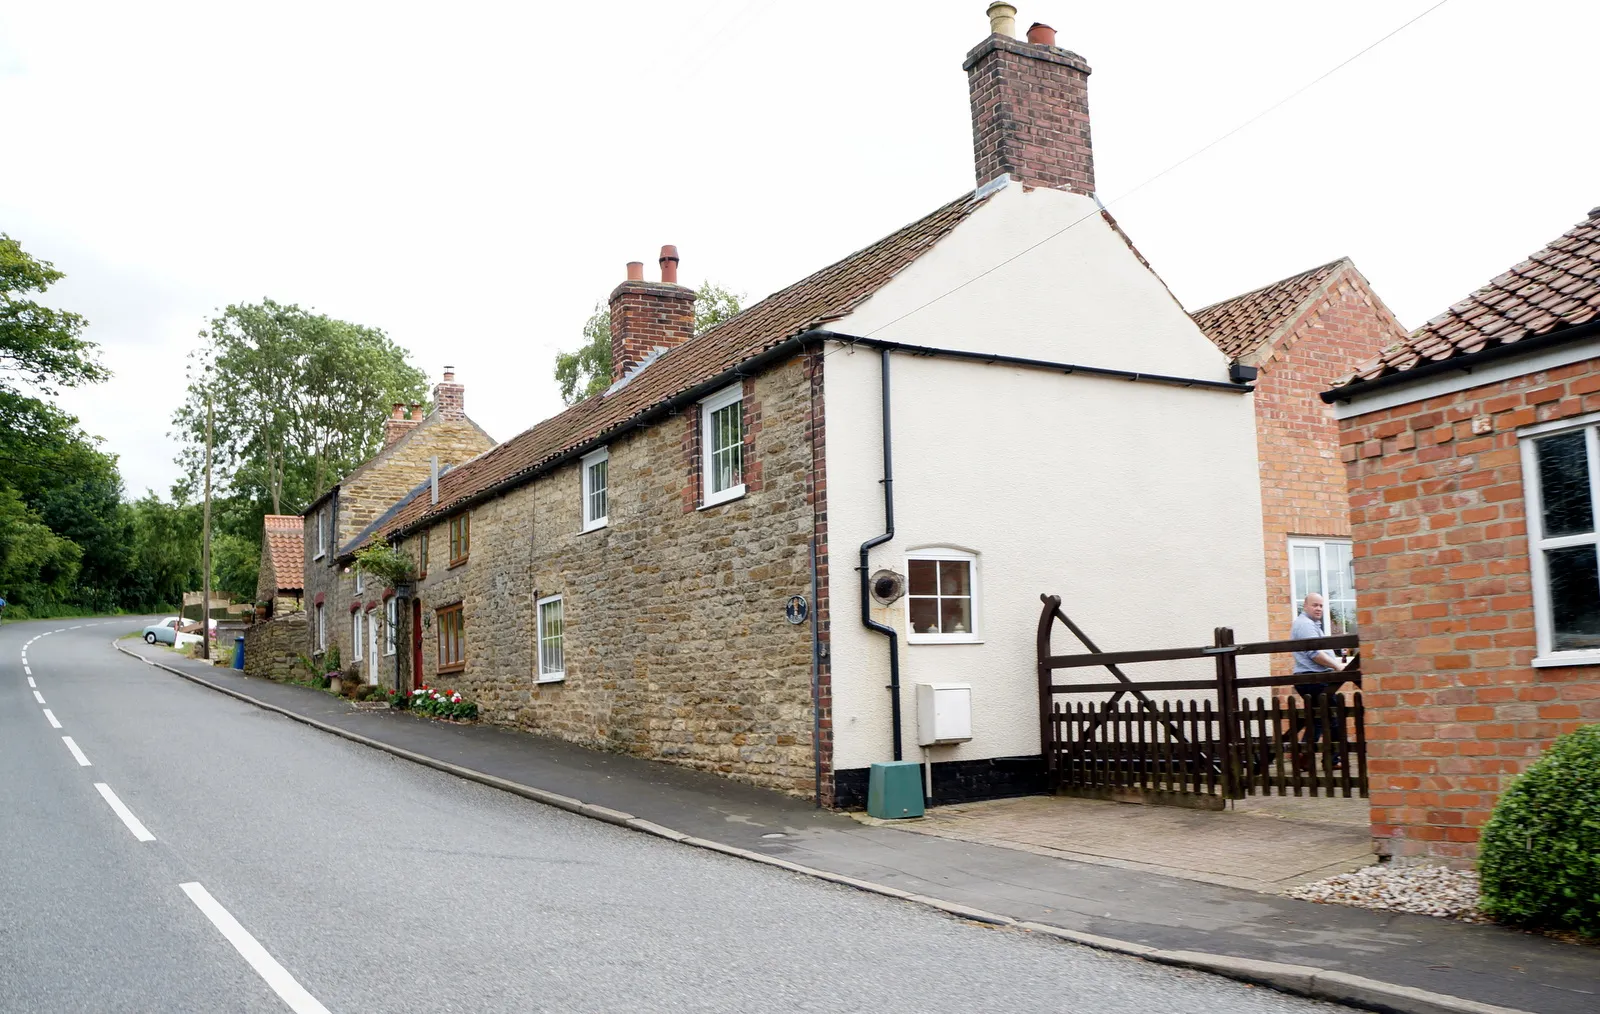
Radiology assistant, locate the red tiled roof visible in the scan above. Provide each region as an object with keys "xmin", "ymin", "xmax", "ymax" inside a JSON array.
[
  {"xmin": 263, "ymin": 514, "xmax": 304, "ymax": 591},
  {"xmin": 1342, "ymin": 206, "xmax": 1600, "ymax": 385},
  {"xmin": 367, "ymin": 189, "xmax": 993, "ymax": 545},
  {"xmin": 1191, "ymin": 259, "xmax": 1348, "ymax": 361}
]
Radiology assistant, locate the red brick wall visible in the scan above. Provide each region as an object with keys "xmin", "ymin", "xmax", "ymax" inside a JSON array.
[
  {"xmin": 964, "ymin": 34, "xmax": 1094, "ymax": 196},
  {"xmin": 1255, "ymin": 273, "xmax": 1407, "ymax": 666},
  {"xmin": 608, "ymin": 280, "xmax": 695, "ymax": 383},
  {"xmin": 1339, "ymin": 356, "xmax": 1600, "ymax": 860}
]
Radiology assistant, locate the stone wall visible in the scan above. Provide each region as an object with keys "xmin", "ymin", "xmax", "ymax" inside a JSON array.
[
  {"xmin": 244, "ymin": 613, "xmax": 309, "ymax": 682},
  {"xmin": 1340, "ymin": 356, "xmax": 1600, "ymax": 860},
  {"xmin": 401, "ymin": 353, "xmax": 822, "ymax": 795}
]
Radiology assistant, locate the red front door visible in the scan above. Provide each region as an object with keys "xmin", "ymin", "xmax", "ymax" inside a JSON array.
[{"xmin": 411, "ymin": 598, "xmax": 424, "ymax": 691}]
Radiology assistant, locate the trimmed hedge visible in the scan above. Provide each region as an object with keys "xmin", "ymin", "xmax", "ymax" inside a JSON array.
[{"xmin": 1477, "ymin": 723, "xmax": 1600, "ymax": 937}]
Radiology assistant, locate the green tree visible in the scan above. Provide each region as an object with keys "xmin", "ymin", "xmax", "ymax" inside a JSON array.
[
  {"xmin": 0, "ymin": 484, "xmax": 82, "ymax": 616},
  {"xmin": 554, "ymin": 280, "xmax": 744, "ymax": 405},
  {"xmin": 173, "ymin": 299, "xmax": 429, "ymax": 516},
  {"xmin": 0, "ymin": 234, "xmax": 106, "ymax": 414}
]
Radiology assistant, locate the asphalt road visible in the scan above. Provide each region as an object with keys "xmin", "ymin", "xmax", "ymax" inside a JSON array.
[{"xmin": 0, "ymin": 617, "xmax": 1342, "ymax": 1013}]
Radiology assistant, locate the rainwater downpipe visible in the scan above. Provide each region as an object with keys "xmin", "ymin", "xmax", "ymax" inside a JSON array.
[{"xmin": 859, "ymin": 347, "xmax": 903, "ymax": 762}]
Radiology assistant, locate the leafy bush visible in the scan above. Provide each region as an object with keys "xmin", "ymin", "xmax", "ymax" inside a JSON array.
[
  {"xmin": 409, "ymin": 683, "xmax": 478, "ymax": 720},
  {"xmin": 353, "ymin": 542, "xmax": 414, "ymax": 586},
  {"xmin": 1478, "ymin": 724, "xmax": 1600, "ymax": 937}
]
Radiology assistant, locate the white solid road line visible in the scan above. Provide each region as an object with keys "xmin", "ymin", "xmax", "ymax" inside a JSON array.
[
  {"xmin": 43, "ymin": 709, "xmax": 61, "ymax": 729},
  {"xmin": 179, "ymin": 883, "xmax": 331, "ymax": 1014},
  {"xmin": 61, "ymin": 736, "xmax": 91, "ymax": 766},
  {"xmin": 94, "ymin": 783, "xmax": 155, "ymax": 842},
  {"xmin": 33, "ymin": 690, "xmax": 45, "ymax": 704}
]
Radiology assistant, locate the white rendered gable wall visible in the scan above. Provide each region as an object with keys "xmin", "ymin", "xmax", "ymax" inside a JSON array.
[{"xmin": 823, "ymin": 183, "xmax": 1270, "ymax": 774}]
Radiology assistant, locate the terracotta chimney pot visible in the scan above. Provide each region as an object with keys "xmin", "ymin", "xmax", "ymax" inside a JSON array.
[
  {"xmin": 626, "ymin": 261, "xmax": 645, "ymax": 281},
  {"xmin": 409, "ymin": 403, "xmax": 423, "ymax": 421},
  {"xmin": 443, "ymin": 366, "xmax": 455, "ymax": 382},
  {"xmin": 391, "ymin": 403, "xmax": 405, "ymax": 419},
  {"xmin": 1026, "ymin": 22, "xmax": 1056, "ymax": 46},
  {"xmin": 659, "ymin": 244, "xmax": 681, "ymax": 284}
]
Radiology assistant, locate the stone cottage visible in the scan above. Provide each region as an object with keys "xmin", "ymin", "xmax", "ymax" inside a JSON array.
[
  {"xmin": 254, "ymin": 513, "xmax": 305, "ymax": 618},
  {"xmin": 1194, "ymin": 259, "xmax": 1408, "ymax": 662},
  {"xmin": 344, "ymin": 6, "xmax": 1404, "ymax": 806},
  {"xmin": 1323, "ymin": 204, "xmax": 1600, "ymax": 860},
  {"xmin": 301, "ymin": 369, "xmax": 495, "ymax": 686}
]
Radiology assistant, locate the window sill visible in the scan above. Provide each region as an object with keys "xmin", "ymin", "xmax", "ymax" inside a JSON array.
[
  {"xmin": 437, "ymin": 662, "xmax": 465, "ymax": 675},
  {"xmin": 536, "ymin": 673, "xmax": 565, "ymax": 684},
  {"xmin": 313, "ymin": 552, "xmax": 326, "ymax": 561},
  {"xmin": 580, "ymin": 518, "xmax": 609, "ymax": 534},
  {"xmin": 447, "ymin": 558, "xmax": 468, "ymax": 570},
  {"xmin": 1532, "ymin": 652, "xmax": 1600, "ymax": 669},
  {"xmin": 908, "ymin": 635, "xmax": 984, "ymax": 645},
  {"xmin": 699, "ymin": 485, "xmax": 746, "ymax": 510}
]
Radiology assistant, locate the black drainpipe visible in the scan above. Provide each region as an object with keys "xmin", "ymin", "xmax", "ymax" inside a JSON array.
[{"xmin": 858, "ymin": 347, "xmax": 903, "ymax": 762}]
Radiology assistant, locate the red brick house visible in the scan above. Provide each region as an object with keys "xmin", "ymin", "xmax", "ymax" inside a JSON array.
[
  {"xmin": 1323, "ymin": 205, "xmax": 1600, "ymax": 860},
  {"xmin": 1194, "ymin": 259, "xmax": 1408, "ymax": 658}
]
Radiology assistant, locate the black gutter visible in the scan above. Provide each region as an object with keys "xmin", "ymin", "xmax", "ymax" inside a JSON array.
[
  {"xmin": 1321, "ymin": 320, "xmax": 1600, "ymax": 404},
  {"xmin": 388, "ymin": 327, "xmax": 1247, "ymax": 540},
  {"xmin": 858, "ymin": 348, "xmax": 903, "ymax": 762},
  {"xmin": 815, "ymin": 332, "xmax": 1253, "ymax": 394}
]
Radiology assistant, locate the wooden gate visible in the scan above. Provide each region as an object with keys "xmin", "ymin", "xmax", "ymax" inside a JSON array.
[{"xmin": 1036, "ymin": 595, "xmax": 1368, "ymax": 808}]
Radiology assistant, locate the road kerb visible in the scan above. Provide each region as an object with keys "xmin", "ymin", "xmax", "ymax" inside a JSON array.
[{"xmin": 113, "ymin": 641, "xmax": 1539, "ymax": 1014}]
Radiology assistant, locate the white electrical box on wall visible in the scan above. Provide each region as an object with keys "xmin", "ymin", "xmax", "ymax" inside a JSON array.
[{"xmin": 916, "ymin": 683, "xmax": 973, "ymax": 746}]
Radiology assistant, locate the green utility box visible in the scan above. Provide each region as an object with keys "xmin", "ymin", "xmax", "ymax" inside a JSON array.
[{"xmin": 867, "ymin": 761, "xmax": 925, "ymax": 819}]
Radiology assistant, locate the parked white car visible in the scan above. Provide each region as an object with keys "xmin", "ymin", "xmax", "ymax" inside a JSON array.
[{"xmin": 141, "ymin": 617, "xmax": 206, "ymax": 647}]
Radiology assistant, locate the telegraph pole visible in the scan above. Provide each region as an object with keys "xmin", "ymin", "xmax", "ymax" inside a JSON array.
[{"xmin": 202, "ymin": 395, "xmax": 213, "ymax": 661}]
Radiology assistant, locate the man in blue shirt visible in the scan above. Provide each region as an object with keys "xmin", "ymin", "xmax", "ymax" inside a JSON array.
[{"xmin": 1292, "ymin": 593, "xmax": 1347, "ymax": 751}]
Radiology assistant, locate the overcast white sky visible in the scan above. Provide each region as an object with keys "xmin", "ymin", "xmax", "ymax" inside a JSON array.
[{"xmin": 3, "ymin": 0, "xmax": 1596, "ymax": 504}]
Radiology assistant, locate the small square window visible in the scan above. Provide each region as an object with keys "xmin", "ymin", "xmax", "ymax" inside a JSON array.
[
  {"xmin": 906, "ymin": 551, "xmax": 980, "ymax": 643},
  {"xmin": 538, "ymin": 595, "xmax": 565, "ymax": 682},
  {"xmin": 582, "ymin": 448, "xmax": 609, "ymax": 531},
  {"xmin": 700, "ymin": 385, "xmax": 744, "ymax": 508}
]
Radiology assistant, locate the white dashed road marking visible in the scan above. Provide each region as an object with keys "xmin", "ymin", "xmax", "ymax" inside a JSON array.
[
  {"xmin": 33, "ymin": 690, "xmax": 45, "ymax": 704},
  {"xmin": 181, "ymin": 883, "xmax": 331, "ymax": 1014},
  {"xmin": 43, "ymin": 709, "xmax": 61, "ymax": 729},
  {"xmin": 62, "ymin": 737, "xmax": 91, "ymax": 767},
  {"xmin": 27, "ymin": 677, "xmax": 35, "ymax": 687},
  {"xmin": 94, "ymin": 783, "xmax": 155, "ymax": 842}
]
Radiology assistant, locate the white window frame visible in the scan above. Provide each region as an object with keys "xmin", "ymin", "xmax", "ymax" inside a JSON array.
[
  {"xmin": 315, "ymin": 508, "xmax": 327, "ymax": 560},
  {"xmin": 385, "ymin": 597, "xmax": 397, "ymax": 656},
  {"xmin": 905, "ymin": 549, "xmax": 981, "ymax": 645},
  {"xmin": 1519, "ymin": 414, "xmax": 1600, "ymax": 667},
  {"xmin": 581, "ymin": 447, "xmax": 610, "ymax": 532},
  {"xmin": 537, "ymin": 594, "xmax": 565, "ymax": 683},
  {"xmin": 1287, "ymin": 537, "xmax": 1355, "ymax": 636},
  {"xmin": 354, "ymin": 565, "xmax": 364, "ymax": 595},
  {"xmin": 316, "ymin": 603, "xmax": 326, "ymax": 650},
  {"xmin": 351, "ymin": 610, "xmax": 364, "ymax": 661},
  {"xmin": 699, "ymin": 384, "xmax": 745, "ymax": 508}
]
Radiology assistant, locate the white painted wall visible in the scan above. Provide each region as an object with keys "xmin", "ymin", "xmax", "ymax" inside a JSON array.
[{"xmin": 824, "ymin": 183, "xmax": 1269, "ymax": 773}]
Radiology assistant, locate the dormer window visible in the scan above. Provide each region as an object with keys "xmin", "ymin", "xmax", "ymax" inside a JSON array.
[{"xmin": 581, "ymin": 447, "xmax": 609, "ymax": 531}]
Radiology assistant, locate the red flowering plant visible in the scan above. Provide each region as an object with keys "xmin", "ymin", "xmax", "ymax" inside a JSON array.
[{"xmin": 408, "ymin": 682, "xmax": 478, "ymax": 720}]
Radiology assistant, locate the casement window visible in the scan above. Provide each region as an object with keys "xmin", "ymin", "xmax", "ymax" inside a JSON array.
[
  {"xmin": 581, "ymin": 447, "xmax": 609, "ymax": 531},
  {"xmin": 385, "ymin": 597, "xmax": 397, "ymax": 656},
  {"xmin": 448, "ymin": 513, "xmax": 470, "ymax": 567},
  {"xmin": 906, "ymin": 550, "xmax": 980, "ymax": 644},
  {"xmin": 316, "ymin": 603, "xmax": 326, "ymax": 650},
  {"xmin": 700, "ymin": 384, "xmax": 745, "ymax": 507},
  {"xmin": 418, "ymin": 530, "xmax": 429, "ymax": 580},
  {"xmin": 315, "ymin": 509, "xmax": 327, "ymax": 560},
  {"xmin": 1288, "ymin": 538, "xmax": 1355, "ymax": 635},
  {"xmin": 352, "ymin": 610, "xmax": 364, "ymax": 661},
  {"xmin": 437, "ymin": 603, "xmax": 465, "ymax": 673},
  {"xmin": 354, "ymin": 565, "xmax": 364, "ymax": 595},
  {"xmin": 537, "ymin": 595, "xmax": 565, "ymax": 682},
  {"xmin": 1520, "ymin": 417, "xmax": 1600, "ymax": 665}
]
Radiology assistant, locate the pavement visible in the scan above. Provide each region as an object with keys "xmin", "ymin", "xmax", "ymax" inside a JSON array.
[
  {"xmin": 113, "ymin": 628, "xmax": 1598, "ymax": 1014},
  {"xmin": 7, "ymin": 616, "xmax": 1350, "ymax": 1014}
]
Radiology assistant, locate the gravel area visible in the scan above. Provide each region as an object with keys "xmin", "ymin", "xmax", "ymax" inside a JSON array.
[{"xmin": 1286, "ymin": 863, "xmax": 1488, "ymax": 922}]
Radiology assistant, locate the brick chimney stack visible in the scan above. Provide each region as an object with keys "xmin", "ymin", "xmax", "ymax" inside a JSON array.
[
  {"xmin": 382, "ymin": 402, "xmax": 420, "ymax": 447},
  {"xmin": 608, "ymin": 245, "xmax": 696, "ymax": 385},
  {"xmin": 964, "ymin": 4, "xmax": 1095, "ymax": 196},
  {"xmin": 434, "ymin": 367, "xmax": 465, "ymax": 420}
]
